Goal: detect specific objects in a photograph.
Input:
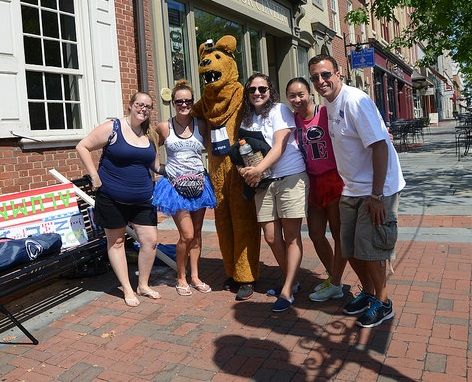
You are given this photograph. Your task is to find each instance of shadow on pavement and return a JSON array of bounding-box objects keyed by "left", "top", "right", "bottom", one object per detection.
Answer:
[{"left": 213, "top": 299, "right": 414, "bottom": 381}]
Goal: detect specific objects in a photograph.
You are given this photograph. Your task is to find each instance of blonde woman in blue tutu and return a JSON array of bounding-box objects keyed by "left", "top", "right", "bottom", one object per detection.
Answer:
[{"left": 153, "top": 80, "right": 216, "bottom": 296}]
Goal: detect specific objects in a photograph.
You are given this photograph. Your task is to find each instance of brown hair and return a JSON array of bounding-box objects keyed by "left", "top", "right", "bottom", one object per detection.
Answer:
[
  {"left": 242, "top": 73, "right": 279, "bottom": 127},
  {"left": 308, "top": 54, "right": 339, "bottom": 72},
  {"left": 128, "top": 91, "right": 158, "bottom": 148}
]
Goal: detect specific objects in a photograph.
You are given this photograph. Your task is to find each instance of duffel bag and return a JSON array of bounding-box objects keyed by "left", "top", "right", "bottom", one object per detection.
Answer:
[{"left": 0, "top": 233, "right": 63, "bottom": 271}]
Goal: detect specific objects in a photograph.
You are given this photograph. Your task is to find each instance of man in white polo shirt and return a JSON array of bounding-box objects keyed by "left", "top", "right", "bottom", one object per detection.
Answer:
[{"left": 308, "top": 54, "right": 405, "bottom": 328}]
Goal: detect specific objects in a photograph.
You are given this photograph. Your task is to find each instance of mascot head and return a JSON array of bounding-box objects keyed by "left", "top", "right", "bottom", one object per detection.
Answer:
[{"left": 198, "top": 35, "right": 239, "bottom": 92}]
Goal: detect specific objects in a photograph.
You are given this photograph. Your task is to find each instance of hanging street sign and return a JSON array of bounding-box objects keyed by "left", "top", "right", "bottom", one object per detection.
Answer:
[{"left": 351, "top": 48, "right": 375, "bottom": 69}]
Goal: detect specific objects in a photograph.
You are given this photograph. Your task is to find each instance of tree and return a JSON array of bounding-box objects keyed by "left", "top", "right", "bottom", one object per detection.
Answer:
[{"left": 346, "top": 0, "right": 472, "bottom": 72}]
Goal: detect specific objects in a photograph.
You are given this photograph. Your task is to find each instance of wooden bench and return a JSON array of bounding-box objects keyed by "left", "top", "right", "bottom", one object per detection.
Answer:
[{"left": 0, "top": 175, "right": 108, "bottom": 345}]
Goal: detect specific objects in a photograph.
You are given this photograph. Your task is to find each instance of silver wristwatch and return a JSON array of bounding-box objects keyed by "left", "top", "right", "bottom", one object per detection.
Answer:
[{"left": 370, "top": 193, "right": 384, "bottom": 201}]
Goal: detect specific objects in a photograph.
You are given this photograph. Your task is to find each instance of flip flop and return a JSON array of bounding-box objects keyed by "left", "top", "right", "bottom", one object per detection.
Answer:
[
  {"left": 124, "top": 295, "right": 140, "bottom": 307},
  {"left": 190, "top": 282, "right": 212, "bottom": 293},
  {"left": 136, "top": 286, "right": 161, "bottom": 299},
  {"left": 176, "top": 285, "right": 192, "bottom": 296}
]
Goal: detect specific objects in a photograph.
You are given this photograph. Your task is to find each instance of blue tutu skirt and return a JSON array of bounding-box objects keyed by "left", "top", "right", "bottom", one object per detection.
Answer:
[{"left": 152, "top": 174, "right": 217, "bottom": 215}]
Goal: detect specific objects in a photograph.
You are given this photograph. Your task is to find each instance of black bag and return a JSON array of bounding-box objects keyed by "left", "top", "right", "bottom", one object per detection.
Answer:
[
  {"left": 171, "top": 172, "right": 205, "bottom": 198},
  {"left": 0, "top": 233, "right": 63, "bottom": 271}
]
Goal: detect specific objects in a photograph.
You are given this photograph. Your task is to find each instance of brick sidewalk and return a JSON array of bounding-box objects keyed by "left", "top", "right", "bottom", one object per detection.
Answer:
[
  {"left": 0, "top": 123, "right": 471, "bottom": 381},
  {"left": 0, "top": 214, "right": 470, "bottom": 381}
]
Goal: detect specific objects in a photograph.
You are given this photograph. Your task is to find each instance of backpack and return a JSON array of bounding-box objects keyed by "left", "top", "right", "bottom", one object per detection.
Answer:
[{"left": 0, "top": 233, "right": 63, "bottom": 271}]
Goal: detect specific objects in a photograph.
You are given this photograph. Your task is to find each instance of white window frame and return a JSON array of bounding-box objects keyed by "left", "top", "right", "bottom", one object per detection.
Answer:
[
  {"left": 347, "top": 1, "right": 355, "bottom": 43},
  {"left": 330, "top": 0, "right": 340, "bottom": 35},
  {"left": 22, "top": 1, "right": 83, "bottom": 134},
  {"left": 0, "top": 0, "right": 122, "bottom": 148}
]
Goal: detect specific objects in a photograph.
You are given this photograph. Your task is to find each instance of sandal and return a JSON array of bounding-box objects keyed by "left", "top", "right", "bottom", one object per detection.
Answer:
[
  {"left": 176, "top": 285, "right": 192, "bottom": 296},
  {"left": 190, "top": 282, "right": 212, "bottom": 293},
  {"left": 136, "top": 286, "right": 161, "bottom": 299}
]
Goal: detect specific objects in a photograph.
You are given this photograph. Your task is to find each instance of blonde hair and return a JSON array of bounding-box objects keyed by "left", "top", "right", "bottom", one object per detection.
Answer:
[{"left": 171, "top": 80, "right": 193, "bottom": 101}]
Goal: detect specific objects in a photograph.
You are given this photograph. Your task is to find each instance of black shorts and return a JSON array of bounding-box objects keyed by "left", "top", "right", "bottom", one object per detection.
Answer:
[{"left": 94, "top": 191, "right": 157, "bottom": 229}]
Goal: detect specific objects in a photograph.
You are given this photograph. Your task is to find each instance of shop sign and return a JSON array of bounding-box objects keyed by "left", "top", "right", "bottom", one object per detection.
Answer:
[
  {"left": 386, "top": 60, "right": 405, "bottom": 80},
  {"left": 351, "top": 48, "right": 375, "bottom": 69},
  {"left": 0, "top": 183, "right": 87, "bottom": 248},
  {"left": 238, "top": 0, "right": 290, "bottom": 25}
]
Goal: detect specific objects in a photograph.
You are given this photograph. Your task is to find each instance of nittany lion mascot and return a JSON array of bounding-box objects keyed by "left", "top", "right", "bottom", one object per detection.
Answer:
[{"left": 192, "top": 35, "right": 260, "bottom": 300}]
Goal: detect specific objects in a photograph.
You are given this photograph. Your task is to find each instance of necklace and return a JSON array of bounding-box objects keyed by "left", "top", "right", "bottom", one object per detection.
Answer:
[
  {"left": 125, "top": 116, "right": 143, "bottom": 137},
  {"left": 173, "top": 117, "right": 192, "bottom": 131}
]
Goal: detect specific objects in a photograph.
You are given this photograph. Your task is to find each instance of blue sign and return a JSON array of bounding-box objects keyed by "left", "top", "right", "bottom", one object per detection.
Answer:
[{"left": 351, "top": 48, "right": 375, "bottom": 69}]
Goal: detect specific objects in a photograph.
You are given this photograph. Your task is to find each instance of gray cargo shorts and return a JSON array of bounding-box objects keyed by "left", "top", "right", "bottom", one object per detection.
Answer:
[{"left": 339, "top": 192, "right": 400, "bottom": 261}]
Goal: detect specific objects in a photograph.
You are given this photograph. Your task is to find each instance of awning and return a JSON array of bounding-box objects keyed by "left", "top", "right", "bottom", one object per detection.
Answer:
[
  {"left": 412, "top": 69, "right": 434, "bottom": 88},
  {"left": 411, "top": 70, "right": 426, "bottom": 81}
]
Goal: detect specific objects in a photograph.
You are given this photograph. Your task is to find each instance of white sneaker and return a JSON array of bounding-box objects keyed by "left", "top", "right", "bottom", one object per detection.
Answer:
[
  {"left": 313, "top": 276, "right": 332, "bottom": 292},
  {"left": 309, "top": 283, "right": 344, "bottom": 302}
]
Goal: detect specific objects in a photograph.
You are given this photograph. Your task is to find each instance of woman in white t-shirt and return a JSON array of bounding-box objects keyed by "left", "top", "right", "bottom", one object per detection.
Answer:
[{"left": 239, "top": 73, "right": 308, "bottom": 313}]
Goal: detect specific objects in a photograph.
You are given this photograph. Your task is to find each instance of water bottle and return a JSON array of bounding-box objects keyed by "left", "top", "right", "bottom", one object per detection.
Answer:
[{"left": 238, "top": 139, "right": 271, "bottom": 179}]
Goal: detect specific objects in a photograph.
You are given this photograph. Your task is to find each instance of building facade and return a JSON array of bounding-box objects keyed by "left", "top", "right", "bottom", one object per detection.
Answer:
[
  {"left": 0, "top": 0, "right": 156, "bottom": 194},
  {"left": 153, "top": 0, "right": 309, "bottom": 121},
  {"left": 1, "top": 1, "right": 463, "bottom": 195}
]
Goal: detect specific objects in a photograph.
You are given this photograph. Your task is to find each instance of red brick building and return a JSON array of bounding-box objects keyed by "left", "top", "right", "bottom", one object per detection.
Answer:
[{"left": 0, "top": 0, "right": 156, "bottom": 195}]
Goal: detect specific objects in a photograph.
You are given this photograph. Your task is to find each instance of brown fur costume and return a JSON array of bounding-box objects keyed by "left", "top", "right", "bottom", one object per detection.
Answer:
[{"left": 192, "top": 35, "right": 260, "bottom": 283}]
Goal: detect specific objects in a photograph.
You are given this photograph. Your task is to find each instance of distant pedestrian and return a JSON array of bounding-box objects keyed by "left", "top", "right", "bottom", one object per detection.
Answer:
[
  {"left": 76, "top": 91, "right": 161, "bottom": 307},
  {"left": 152, "top": 80, "right": 216, "bottom": 296},
  {"left": 309, "top": 55, "right": 405, "bottom": 328},
  {"left": 285, "top": 77, "right": 347, "bottom": 302}
]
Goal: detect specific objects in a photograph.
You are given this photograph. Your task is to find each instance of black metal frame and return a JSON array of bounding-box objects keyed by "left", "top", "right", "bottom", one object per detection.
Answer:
[{"left": 0, "top": 176, "right": 107, "bottom": 345}]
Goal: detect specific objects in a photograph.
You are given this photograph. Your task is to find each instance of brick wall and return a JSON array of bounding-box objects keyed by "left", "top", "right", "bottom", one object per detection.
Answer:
[
  {"left": 0, "top": 1, "right": 156, "bottom": 195},
  {"left": 329, "top": 0, "right": 372, "bottom": 91}
]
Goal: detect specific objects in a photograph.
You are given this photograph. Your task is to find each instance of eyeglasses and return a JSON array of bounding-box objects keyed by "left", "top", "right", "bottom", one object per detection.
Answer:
[
  {"left": 134, "top": 102, "right": 153, "bottom": 110},
  {"left": 310, "top": 71, "right": 334, "bottom": 82},
  {"left": 174, "top": 98, "right": 194, "bottom": 106},
  {"left": 248, "top": 86, "right": 269, "bottom": 94}
]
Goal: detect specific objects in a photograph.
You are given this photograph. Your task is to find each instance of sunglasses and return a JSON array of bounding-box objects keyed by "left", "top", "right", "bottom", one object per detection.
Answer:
[
  {"left": 134, "top": 102, "right": 153, "bottom": 110},
  {"left": 248, "top": 86, "right": 269, "bottom": 94},
  {"left": 174, "top": 98, "right": 194, "bottom": 106},
  {"left": 310, "top": 71, "right": 334, "bottom": 82}
]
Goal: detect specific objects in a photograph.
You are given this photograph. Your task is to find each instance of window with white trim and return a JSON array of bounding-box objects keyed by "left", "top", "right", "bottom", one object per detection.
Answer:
[
  {"left": 330, "top": 0, "right": 340, "bottom": 34},
  {"left": 347, "top": 1, "right": 355, "bottom": 43},
  {"left": 0, "top": 0, "right": 121, "bottom": 141},
  {"left": 21, "top": 0, "right": 81, "bottom": 131}
]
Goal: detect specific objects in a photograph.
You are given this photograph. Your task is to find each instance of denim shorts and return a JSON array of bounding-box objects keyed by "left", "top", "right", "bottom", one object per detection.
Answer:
[{"left": 339, "top": 192, "right": 400, "bottom": 261}]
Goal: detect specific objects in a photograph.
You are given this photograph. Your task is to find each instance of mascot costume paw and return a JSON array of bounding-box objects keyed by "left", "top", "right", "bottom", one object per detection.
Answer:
[{"left": 192, "top": 35, "right": 261, "bottom": 288}]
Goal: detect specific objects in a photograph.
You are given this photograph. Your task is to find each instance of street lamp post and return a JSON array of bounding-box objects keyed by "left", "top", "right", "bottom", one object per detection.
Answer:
[{"left": 343, "top": 33, "right": 371, "bottom": 85}]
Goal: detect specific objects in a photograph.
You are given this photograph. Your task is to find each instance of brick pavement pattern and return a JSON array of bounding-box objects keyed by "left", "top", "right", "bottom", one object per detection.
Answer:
[{"left": 0, "top": 123, "right": 470, "bottom": 381}]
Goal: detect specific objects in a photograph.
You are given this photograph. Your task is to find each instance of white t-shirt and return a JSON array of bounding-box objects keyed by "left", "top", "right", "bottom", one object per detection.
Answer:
[
  {"left": 324, "top": 85, "right": 405, "bottom": 197},
  {"left": 241, "top": 103, "right": 305, "bottom": 178}
]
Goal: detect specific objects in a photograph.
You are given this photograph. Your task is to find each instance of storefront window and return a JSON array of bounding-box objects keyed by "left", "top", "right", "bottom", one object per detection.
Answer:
[
  {"left": 194, "top": 9, "right": 245, "bottom": 81},
  {"left": 374, "top": 70, "right": 386, "bottom": 121},
  {"left": 388, "top": 77, "right": 396, "bottom": 120},
  {"left": 168, "top": 1, "right": 190, "bottom": 81},
  {"left": 249, "top": 28, "right": 262, "bottom": 74}
]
